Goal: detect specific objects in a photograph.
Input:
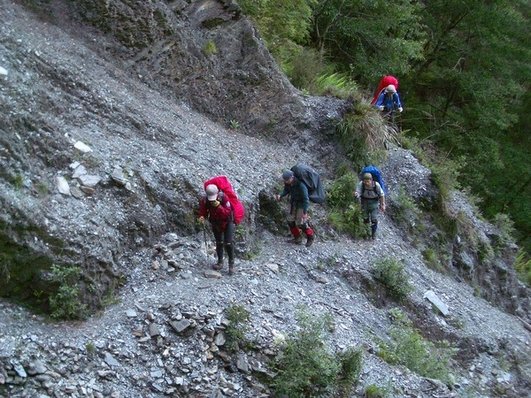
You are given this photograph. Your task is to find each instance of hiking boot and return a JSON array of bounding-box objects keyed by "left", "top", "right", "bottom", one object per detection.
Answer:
[
  {"left": 212, "top": 262, "right": 223, "bottom": 271},
  {"left": 228, "top": 263, "right": 235, "bottom": 276},
  {"left": 288, "top": 236, "right": 303, "bottom": 245},
  {"left": 305, "top": 235, "right": 315, "bottom": 247}
]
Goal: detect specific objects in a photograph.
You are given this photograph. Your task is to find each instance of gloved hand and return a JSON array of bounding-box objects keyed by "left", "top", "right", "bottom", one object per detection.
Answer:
[
  {"left": 210, "top": 200, "right": 220, "bottom": 208},
  {"left": 354, "top": 191, "right": 360, "bottom": 198},
  {"left": 198, "top": 216, "right": 205, "bottom": 223},
  {"left": 398, "top": 107, "right": 403, "bottom": 113},
  {"left": 274, "top": 194, "right": 281, "bottom": 201},
  {"left": 378, "top": 106, "right": 384, "bottom": 111}
]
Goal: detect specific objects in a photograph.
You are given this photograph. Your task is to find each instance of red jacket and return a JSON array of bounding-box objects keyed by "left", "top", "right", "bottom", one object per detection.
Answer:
[{"left": 198, "top": 193, "right": 233, "bottom": 229}]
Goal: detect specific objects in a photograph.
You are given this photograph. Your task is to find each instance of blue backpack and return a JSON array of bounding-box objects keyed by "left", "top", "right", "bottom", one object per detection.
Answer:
[{"left": 360, "top": 165, "right": 387, "bottom": 194}]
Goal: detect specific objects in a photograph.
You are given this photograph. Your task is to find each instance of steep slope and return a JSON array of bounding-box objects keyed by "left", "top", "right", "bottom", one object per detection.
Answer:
[{"left": 1, "top": 1, "right": 530, "bottom": 398}]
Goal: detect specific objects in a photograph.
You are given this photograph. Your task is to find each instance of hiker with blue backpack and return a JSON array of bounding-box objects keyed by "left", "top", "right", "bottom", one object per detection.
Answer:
[
  {"left": 275, "top": 169, "right": 316, "bottom": 248},
  {"left": 354, "top": 170, "right": 386, "bottom": 240}
]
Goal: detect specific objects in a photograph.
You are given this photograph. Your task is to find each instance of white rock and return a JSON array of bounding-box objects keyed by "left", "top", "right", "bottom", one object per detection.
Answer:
[
  {"left": 423, "top": 290, "right": 449, "bottom": 316},
  {"left": 74, "top": 141, "right": 92, "bottom": 153},
  {"left": 56, "top": 176, "right": 71, "bottom": 195},
  {"left": 0, "top": 66, "right": 7, "bottom": 77}
]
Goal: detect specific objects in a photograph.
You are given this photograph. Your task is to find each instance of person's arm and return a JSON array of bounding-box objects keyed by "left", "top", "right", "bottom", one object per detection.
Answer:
[
  {"left": 217, "top": 194, "right": 233, "bottom": 217},
  {"left": 276, "top": 184, "right": 290, "bottom": 201},
  {"left": 375, "top": 92, "right": 385, "bottom": 109},
  {"left": 354, "top": 181, "right": 362, "bottom": 199},
  {"left": 394, "top": 93, "right": 403, "bottom": 111},
  {"left": 198, "top": 197, "right": 208, "bottom": 221},
  {"left": 376, "top": 183, "right": 386, "bottom": 211},
  {"left": 300, "top": 182, "right": 310, "bottom": 214}
]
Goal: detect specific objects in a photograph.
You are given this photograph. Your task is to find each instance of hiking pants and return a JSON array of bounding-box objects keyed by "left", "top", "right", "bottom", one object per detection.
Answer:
[
  {"left": 287, "top": 207, "right": 314, "bottom": 238},
  {"left": 361, "top": 199, "right": 379, "bottom": 234},
  {"left": 212, "top": 221, "right": 235, "bottom": 265}
]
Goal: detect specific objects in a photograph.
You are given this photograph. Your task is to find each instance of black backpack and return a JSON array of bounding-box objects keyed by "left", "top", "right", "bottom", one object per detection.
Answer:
[{"left": 290, "top": 163, "right": 325, "bottom": 204}]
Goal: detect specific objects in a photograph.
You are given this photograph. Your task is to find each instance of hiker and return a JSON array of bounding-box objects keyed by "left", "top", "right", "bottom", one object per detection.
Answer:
[
  {"left": 198, "top": 184, "right": 236, "bottom": 275},
  {"left": 275, "top": 170, "right": 315, "bottom": 247},
  {"left": 371, "top": 75, "right": 399, "bottom": 105},
  {"left": 375, "top": 84, "right": 403, "bottom": 114},
  {"left": 354, "top": 173, "right": 386, "bottom": 239}
]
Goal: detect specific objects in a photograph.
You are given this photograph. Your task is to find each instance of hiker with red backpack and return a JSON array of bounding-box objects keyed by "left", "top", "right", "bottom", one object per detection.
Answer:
[
  {"left": 198, "top": 184, "right": 236, "bottom": 275},
  {"left": 375, "top": 84, "right": 403, "bottom": 115},
  {"left": 354, "top": 172, "right": 386, "bottom": 240},
  {"left": 275, "top": 169, "right": 316, "bottom": 247}
]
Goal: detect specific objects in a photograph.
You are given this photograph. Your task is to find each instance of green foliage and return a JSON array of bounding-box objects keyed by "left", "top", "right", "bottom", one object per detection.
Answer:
[
  {"left": 336, "top": 347, "right": 363, "bottom": 396},
  {"left": 371, "top": 258, "right": 412, "bottom": 301},
  {"left": 365, "top": 384, "right": 388, "bottom": 398},
  {"left": 271, "top": 310, "right": 362, "bottom": 397},
  {"left": 225, "top": 304, "right": 251, "bottom": 352},
  {"left": 377, "top": 320, "right": 453, "bottom": 383},
  {"left": 391, "top": 185, "right": 422, "bottom": 233},
  {"left": 327, "top": 173, "right": 368, "bottom": 238},
  {"left": 11, "top": 174, "right": 24, "bottom": 190},
  {"left": 229, "top": 119, "right": 240, "bottom": 129},
  {"left": 85, "top": 341, "right": 96, "bottom": 356},
  {"left": 202, "top": 40, "right": 218, "bottom": 56},
  {"left": 288, "top": 47, "right": 327, "bottom": 90},
  {"left": 422, "top": 248, "right": 445, "bottom": 273},
  {"left": 336, "top": 105, "right": 394, "bottom": 169},
  {"left": 49, "top": 264, "right": 87, "bottom": 320},
  {"left": 311, "top": 0, "right": 425, "bottom": 85},
  {"left": 514, "top": 249, "right": 531, "bottom": 286},
  {"left": 312, "top": 72, "right": 359, "bottom": 99}
]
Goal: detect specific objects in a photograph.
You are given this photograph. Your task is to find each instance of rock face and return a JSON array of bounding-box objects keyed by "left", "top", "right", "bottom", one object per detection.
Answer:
[{"left": 0, "top": 0, "right": 345, "bottom": 311}]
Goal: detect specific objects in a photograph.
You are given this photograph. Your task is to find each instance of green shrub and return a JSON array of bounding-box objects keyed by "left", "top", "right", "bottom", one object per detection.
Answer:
[
  {"left": 202, "top": 40, "right": 218, "bottom": 56},
  {"left": 225, "top": 304, "right": 251, "bottom": 352},
  {"left": 421, "top": 248, "right": 445, "bottom": 273},
  {"left": 337, "top": 346, "right": 363, "bottom": 396},
  {"left": 392, "top": 186, "right": 422, "bottom": 228},
  {"left": 313, "top": 72, "right": 359, "bottom": 99},
  {"left": 377, "top": 324, "right": 453, "bottom": 384},
  {"left": 336, "top": 105, "right": 394, "bottom": 169},
  {"left": 514, "top": 249, "right": 531, "bottom": 286},
  {"left": 327, "top": 173, "right": 368, "bottom": 238},
  {"left": 364, "top": 384, "right": 388, "bottom": 398},
  {"left": 371, "top": 258, "right": 412, "bottom": 301},
  {"left": 49, "top": 264, "right": 87, "bottom": 320},
  {"left": 271, "top": 310, "right": 362, "bottom": 397}
]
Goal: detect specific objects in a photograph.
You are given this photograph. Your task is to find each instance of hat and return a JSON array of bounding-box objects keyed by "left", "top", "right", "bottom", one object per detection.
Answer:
[
  {"left": 205, "top": 184, "right": 219, "bottom": 200},
  {"left": 363, "top": 173, "right": 373, "bottom": 180},
  {"left": 282, "top": 170, "right": 294, "bottom": 182},
  {"left": 386, "top": 84, "right": 397, "bottom": 93}
]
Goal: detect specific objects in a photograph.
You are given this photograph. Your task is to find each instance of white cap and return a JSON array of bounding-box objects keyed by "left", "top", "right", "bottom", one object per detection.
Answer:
[
  {"left": 386, "top": 84, "right": 397, "bottom": 93},
  {"left": 205, "top": 184, "right": 219, "bottom": 200}
]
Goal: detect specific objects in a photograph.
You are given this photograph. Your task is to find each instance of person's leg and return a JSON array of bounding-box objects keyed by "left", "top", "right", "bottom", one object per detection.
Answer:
[
  {"left": 361, "top": 200, "right": 371, "bottom": 238},
  {"left": 295, "top": 208, "right": 315, "bottom": 247},
  {"left": 212, "top": 226, "right": 224, "bottom": 269},
  {"left": 368, "top": 205, "right": 379, "bottom": 239},
  {"left": 287, "top": 211, "right": 302, "bottom": 244},
  {"left": 223, "top": 221, "right": 235, "bottom": 274}
]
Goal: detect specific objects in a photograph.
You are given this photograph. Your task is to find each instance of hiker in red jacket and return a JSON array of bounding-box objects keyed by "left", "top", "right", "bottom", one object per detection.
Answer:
[{"left": 198, "top": 184, "right": 235, "bottom": 275}]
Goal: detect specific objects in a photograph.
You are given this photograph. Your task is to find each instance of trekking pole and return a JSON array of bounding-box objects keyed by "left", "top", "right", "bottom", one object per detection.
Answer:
[{"left": 202, "top": 223, "right": 208, "bottom": 254}]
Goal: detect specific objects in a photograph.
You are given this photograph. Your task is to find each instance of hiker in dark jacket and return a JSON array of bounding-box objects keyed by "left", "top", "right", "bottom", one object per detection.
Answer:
[
  {"left": 275, "top": 170, "right": 315, "bottom": 247},
  {"left": 375, "top": 84, "right": 403, "bottom": 114},
  {"left": 198, "top": 184, "right": 235, "bottom": 274},
  {"left": 354, "top": 173, "right": 386, "bottom": 239}
]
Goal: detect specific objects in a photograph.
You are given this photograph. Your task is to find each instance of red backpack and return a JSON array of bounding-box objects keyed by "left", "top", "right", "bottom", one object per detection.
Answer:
[
  {"left": 370, "top": 75, "right": 399, "bottom": 105},
  {"left": 203, "top": 176, "right": 245, "bottom": 225}
]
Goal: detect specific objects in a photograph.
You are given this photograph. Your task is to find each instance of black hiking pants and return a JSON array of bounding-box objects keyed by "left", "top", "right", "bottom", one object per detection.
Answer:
[{"left": 212, "top": 221, "right": 235, "bottom": 265}]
